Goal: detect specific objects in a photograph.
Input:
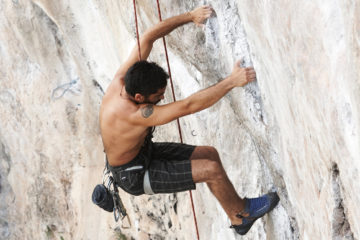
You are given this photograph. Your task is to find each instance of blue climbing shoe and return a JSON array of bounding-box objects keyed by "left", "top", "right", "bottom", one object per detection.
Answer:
[{"left": 230, "top": 192, "right": 280, "bottom": 235}]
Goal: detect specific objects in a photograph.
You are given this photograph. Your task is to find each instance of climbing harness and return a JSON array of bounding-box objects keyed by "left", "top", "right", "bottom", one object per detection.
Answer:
[
  {"left": 141, "top": 128, "right": 156, "bottom": 195},
  {"left": 132, "top": 0, "right": 200, "bottom": 238}
]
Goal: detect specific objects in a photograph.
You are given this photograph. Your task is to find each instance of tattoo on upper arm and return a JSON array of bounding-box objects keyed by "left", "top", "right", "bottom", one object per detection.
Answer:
[{"left": 141, "top": 105, "right": 154, "bottom": 118}]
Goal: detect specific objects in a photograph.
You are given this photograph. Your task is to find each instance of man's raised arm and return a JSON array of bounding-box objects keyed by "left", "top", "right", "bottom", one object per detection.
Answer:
[
  {"left": 115, "top": 6, "right": 213, "bottom": 79},
  {"left": 129, "top": 61, "right": 257, "bottom": 126}
]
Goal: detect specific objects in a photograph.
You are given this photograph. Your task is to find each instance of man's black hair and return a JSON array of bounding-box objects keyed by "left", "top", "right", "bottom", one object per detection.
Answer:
[{"left": 124, "top": 61, "right": 169, "bottom": 97}]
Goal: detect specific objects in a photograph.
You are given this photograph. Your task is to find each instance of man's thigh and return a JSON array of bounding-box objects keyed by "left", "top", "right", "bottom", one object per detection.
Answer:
[
  {"left": 149, "top": 142, "right": 196, "bottom": 193},
  {"left": 151, "top": 142, "right": 196, "bottom": 161}
]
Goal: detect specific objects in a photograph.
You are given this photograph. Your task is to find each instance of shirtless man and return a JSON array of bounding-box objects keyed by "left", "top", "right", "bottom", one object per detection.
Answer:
[{"left": 100, "top": 6, "right": 279, "bottom": 235}]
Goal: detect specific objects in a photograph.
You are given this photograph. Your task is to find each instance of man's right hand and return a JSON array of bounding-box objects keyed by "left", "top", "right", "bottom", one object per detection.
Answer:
[
  {"left": 190, "top": 6, "right": 213, "bottom": 27},
  {"left": 229, "top": 60, "right": 256, "bottom": 87}
]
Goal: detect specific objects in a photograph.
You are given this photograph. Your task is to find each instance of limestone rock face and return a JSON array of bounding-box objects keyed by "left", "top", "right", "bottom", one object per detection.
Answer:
[{"left": 0, "top": 0, "right": 359, "bottom": 239}]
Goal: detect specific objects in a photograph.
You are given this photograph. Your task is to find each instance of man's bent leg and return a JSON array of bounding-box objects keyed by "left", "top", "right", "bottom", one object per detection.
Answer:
[{"left": 190, "top": 146, "right": 246, "bottom": 225}]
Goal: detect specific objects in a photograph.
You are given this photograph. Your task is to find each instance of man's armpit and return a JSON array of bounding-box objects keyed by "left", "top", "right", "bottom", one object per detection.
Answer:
[{"left": 141, "top": 104, "right": 154, "bottom": 118}]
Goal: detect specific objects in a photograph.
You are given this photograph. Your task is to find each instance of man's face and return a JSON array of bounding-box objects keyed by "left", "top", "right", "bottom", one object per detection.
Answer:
[{"left": 144, "top": 87, "right": 166, "bottom": 105}]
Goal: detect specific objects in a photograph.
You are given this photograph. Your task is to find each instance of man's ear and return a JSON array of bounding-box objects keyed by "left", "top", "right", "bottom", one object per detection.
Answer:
[{"left": 134, "top": 93, "right": 145, "bottom": 103}]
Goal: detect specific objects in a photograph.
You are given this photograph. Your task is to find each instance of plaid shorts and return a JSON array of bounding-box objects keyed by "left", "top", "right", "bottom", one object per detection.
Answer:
[{"left": 109, "top": 141, "right": 196, "bottom": 196}]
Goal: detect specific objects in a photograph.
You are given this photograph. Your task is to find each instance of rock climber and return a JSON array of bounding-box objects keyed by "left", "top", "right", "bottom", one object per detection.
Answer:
[{"left": 99, "top": 5, "right": 279, "bottom": 235}]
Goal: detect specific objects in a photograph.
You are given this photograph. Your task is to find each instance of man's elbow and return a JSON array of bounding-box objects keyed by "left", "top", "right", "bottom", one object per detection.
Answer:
[
  {"left": 182, "top": 98, "right": 198, "bottom": 115},
  {"left": 141, "top": 31, "right": 156, "bottom": 45}
]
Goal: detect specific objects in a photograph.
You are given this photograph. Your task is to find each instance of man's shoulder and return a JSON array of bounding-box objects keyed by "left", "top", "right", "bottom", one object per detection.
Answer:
[{"left": 102, "top": 92, "right": 139, "bottom": 119}]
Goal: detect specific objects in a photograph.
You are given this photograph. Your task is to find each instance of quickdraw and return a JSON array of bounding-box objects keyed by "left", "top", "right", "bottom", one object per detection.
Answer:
[{"left": 102, "top": 162, "right": 131, "bottom": 228}]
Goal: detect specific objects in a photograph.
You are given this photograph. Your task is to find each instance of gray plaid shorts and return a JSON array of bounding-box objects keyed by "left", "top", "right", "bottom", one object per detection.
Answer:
[{"left": 109, "top": 141, "right": 196, "bottom": 196}]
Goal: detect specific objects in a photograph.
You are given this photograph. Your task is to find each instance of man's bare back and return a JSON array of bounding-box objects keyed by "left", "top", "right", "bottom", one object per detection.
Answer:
[{"left": 100, "top": 76, "right": 150, "bottom": 166}]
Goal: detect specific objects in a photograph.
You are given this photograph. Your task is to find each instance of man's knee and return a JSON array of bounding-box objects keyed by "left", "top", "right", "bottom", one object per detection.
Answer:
[
  {"left": 194, "top": 146, "right": 220, "bottom": 162},
  {"left": 208, "top": 146, "right": 222, "bottom": 164},
  {"left": 192, "top": 158, "right": 224, "bottom": 183}
]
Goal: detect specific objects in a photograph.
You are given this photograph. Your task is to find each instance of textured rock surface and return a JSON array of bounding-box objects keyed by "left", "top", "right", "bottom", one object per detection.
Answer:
[{"left": 0, "top": 0, "right": 359, "bottom": 239}]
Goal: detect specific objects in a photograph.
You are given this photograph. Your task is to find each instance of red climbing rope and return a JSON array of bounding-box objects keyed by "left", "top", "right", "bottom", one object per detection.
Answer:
[
  {"left": 132, "top": 1, "right": 200, "bottom": 239},
  {"left": 132, "top": 0, "right": 141, "bottom": 60}
]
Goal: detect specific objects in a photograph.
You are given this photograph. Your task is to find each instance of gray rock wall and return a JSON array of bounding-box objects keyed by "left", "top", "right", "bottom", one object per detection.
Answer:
[{"left": 0, "top": 0, "right": 359, "bottom": 239}]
